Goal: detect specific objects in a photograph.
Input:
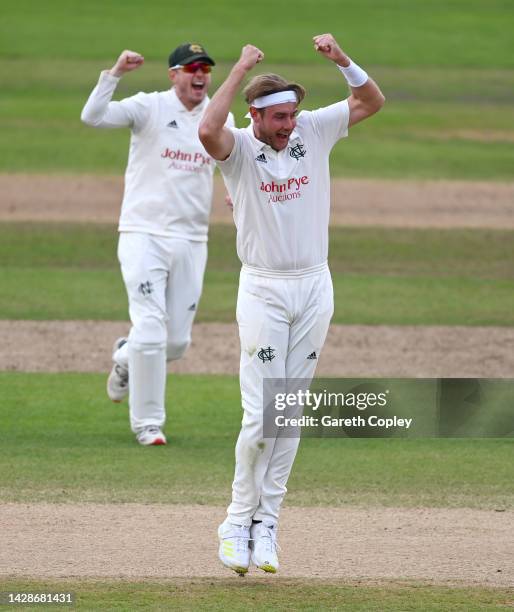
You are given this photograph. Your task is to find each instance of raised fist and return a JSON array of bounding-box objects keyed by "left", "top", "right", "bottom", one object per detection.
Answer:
[
  {"left": 237, "top": 45, "right": 264, "bottom": 72},
  {"left": 109, "top": 50, "right": 145, "bottom": 78},
  {"left": 313, "top": 34, "right": 348, "bottom": 65}
]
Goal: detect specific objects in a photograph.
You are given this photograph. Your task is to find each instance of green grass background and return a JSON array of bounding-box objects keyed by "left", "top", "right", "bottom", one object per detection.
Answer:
[
  {"left": 0, "top": 223, "right": 512, "bottom": 325},
  {"left": 0, "top": 578, "right": 512, "bottom": 612},
  {"left": 1, "top": 0, "right": 514, "bottom": 178},
  {"left": 3, "top": 0, "right": 513, "bottom": 67},
  {"left": 1, "top": 373, "right": 512, "bottom": 508}
]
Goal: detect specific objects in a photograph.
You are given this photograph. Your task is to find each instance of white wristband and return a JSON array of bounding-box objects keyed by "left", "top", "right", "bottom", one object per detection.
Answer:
[{"left": 338, "top": 60, "right": 368, "bottom": 87}]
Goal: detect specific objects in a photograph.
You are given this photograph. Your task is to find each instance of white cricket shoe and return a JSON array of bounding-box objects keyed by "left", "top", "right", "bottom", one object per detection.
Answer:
[
  {"left": 107, "top": 337, "right": 129, "bottom": 403},
  {"left": 250, "top": 522, "right": 279, "bottom": 573},
  {"left": 136, "top": 426, "right": 167, "bottom": 446},
  {"left": 218, "top": 520, "right": 251, "bottom": 575}
]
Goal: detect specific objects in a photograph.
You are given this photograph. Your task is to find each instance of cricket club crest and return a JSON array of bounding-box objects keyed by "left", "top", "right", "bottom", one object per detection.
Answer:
[
  {"left": 258, "top": 346, "right": 276, "bottom": 363},
  {"left": 289, "top": 143, "right": 306, "bottom": 160},
  {"left": 138, "top": 280, "right": 153, "bottom": 296}
]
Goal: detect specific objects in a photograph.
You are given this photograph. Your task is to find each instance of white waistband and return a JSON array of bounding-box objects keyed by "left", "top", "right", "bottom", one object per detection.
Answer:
[{"left": 241, "top": 261, "right": 328, "bottom": 279}]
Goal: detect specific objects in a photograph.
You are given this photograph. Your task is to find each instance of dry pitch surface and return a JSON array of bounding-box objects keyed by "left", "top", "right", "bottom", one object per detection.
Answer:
[
  {"left": 1, "top": 504, "right": 513, "bottom": 585},
  {"left": 2, "top": 320, "right": 514, "bottom": 378},
  {"left": 1, "top": 174, "right": 514, "bottom": 228}
]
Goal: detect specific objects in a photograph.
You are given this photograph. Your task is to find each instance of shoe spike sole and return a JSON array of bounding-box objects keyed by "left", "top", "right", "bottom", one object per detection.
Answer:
[
  {"left": 223, "top": 563, "right": 248, "bottom": 576},
  {"left": 258, "top": 564, "right": 277, "bottom": 573}
]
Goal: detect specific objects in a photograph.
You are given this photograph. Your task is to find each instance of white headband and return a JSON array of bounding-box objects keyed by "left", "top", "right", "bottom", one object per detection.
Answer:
[{"left": 251, "top": 90, "right": 298, "bottom": 109}]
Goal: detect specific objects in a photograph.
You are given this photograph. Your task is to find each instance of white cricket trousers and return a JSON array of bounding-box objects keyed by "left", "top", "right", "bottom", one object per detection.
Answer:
[
  {"left": 116, "top": 232, "right": 207, "bottom": 433},
  {"left": 227, "top": 263, "right": 334, "bottom": 526}
]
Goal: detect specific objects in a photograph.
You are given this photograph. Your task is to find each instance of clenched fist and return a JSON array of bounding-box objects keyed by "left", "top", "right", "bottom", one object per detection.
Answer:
[
  {"left": 109, "top": 50, "right": 145, "bottom": 78},
  {"left": 236, "top": 45, "right": 264, "bottom": 72},
  {"left": 313, "top": 34, "right": 349, "bottom": 67}
]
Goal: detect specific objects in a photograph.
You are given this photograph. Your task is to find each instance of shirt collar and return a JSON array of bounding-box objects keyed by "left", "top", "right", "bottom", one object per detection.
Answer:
[
  {"left": 245, "top": 123, "right": 266, "bottom": 152},
  {"left": 289, "top": 127, "right": 301, "bottom": 143},
  {"left": 169, "top": 87, "right": 209, "bottom": 115}
]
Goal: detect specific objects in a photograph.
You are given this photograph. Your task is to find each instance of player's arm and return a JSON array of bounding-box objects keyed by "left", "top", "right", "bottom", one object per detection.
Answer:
[
  {"left": 313, "top": 34, "right": 385, "bottom": 128},
  {"left": 81, "top": 50, "right": 146, "bottom": 128},
  {"left": 199, "top": 45, "right": 264, "bottom": 161}
]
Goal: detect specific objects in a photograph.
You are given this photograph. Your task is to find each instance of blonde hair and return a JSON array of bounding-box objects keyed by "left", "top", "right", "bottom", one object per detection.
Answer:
[{"left": 243, "top": 73, "right": 306, "bottom": 106}]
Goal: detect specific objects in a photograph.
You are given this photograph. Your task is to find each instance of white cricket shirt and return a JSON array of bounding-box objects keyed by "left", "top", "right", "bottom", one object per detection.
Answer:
[
  {"left": 81, "top": 71, "right": 234, "bottom": 241},
  {"left": 217, "top": 100, "right": 350, "bottom": 272}
]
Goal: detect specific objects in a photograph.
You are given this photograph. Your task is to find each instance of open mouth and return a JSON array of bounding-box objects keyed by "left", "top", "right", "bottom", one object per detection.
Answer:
[{"left": 192, "top": 82, "right": 205, "bottom": 92}]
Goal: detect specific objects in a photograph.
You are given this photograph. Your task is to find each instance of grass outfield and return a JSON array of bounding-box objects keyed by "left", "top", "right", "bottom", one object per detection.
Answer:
[
  {"left": 0, "top": 223, "right": 513, "bottom": 325},
  {"left": 1, "top": 373, "right": 512, "bottom": 508},
  {"left": 1, "top": 60, "right": 513, "bottom": 179},
  {"left": 0, "top": 579, "right": 513, "bottom": 611},
  {"left": 1, "top": 0, "right": 513, "bottom": 67},
  {"left": 1, "top": 2, "right": 514, "bottom": 179}
]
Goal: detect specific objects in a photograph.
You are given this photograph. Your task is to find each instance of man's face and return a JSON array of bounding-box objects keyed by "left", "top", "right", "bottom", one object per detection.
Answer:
[
  {"left": 169, "top": 62, "right": 212, "bottom": 110},
  {"left": 251, "top": 103, "right": 298, "bottom": 151}
]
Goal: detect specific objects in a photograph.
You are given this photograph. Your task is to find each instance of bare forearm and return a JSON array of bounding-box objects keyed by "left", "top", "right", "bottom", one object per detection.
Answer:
[
  {"left": 313, "top": 33, "right": 385, "bottom": 125},
  {"left": 348, "top": 76, "right": 385, "bottom": 110},
  {"left": 333, "top": 51, "right": 384, "bottom": 109},
  {"left": 201, "top": 64, "right": 247, "bottom": 133},
  {"left": 199, "top": 44, "right": 264, "bottom": 160}
]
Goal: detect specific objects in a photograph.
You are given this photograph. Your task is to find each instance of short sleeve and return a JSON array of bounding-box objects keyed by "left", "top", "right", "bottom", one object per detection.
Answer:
[
  {"left": 307, "top": 99, "right": 350, "bottom": 150},
  {"left": 216, "top": 127, "right": 244, "bottom": 178}
]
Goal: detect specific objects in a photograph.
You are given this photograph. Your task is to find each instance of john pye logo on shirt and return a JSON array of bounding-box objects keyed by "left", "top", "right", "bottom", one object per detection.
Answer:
[
  {"left": 259, "top": 176, "right": 309, "bottom": 204},
  {"left": 161, "top": 147, "right": 211, "bottom": 172}
]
